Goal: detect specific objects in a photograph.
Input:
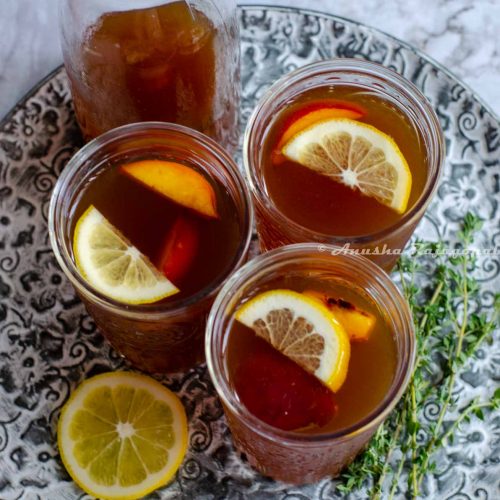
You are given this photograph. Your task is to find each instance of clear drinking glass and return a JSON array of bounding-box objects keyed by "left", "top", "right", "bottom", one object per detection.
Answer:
[
  {"left": 244, "top": 59, "right": 444, "bottom": 271},
  {"left": 49, "top": 122, "right": 253, "bottom": 374},
  {"left": 59, "top": 0, "right": 240, "bottom": 153},
  {"left": 206, "top": 244, "right": 415, "bottom": 484}
]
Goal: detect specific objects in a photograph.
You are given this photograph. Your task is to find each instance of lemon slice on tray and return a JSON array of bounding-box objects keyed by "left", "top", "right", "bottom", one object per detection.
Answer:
[
  {"left": 73, "top": 206, "right": 178, "bottom": 304},
  {"left": 57, "top": 372, "right": 188, "bottom": 500},
  {"left": 235, "top": 289, "right": 350, "bottom": 392},
  {"left": 282, "top": 118, "right": 412, "bottom": 214}
]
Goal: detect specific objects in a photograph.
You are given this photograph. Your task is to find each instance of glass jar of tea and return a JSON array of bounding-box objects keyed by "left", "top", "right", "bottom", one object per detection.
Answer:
[
  {"left": 60, "top": 0, "right": 240, "bottom": 152},
  {"left": 206, "top": 244, "right": 415, "bottom": 483},
  {"left": 49, "top": 122, "right": 253, "bottom": 374}
]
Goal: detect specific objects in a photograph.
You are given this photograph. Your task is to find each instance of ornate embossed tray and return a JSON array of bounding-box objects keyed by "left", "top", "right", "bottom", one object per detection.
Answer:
[{"left": 0, "top": 5, "right": 499, "bottom": 499}]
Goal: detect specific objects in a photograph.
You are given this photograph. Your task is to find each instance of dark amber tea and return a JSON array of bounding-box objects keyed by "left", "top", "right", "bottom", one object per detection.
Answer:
[
  {"left": 227, "top": 278, "right": 397, "bottom": 434},
  {"left": 63, "top": 1, "right": 239, "bottom": 150},
  {"left": 50, "top": 123, "right": 252, "bottom": 373},
  {"left": 244, "top": 60, "right": 444, "bottom": 270},
  {"left": 263, "top": 86, "right": 427, "bottom": 236},
  {"left": 72, "top": 160, "right": 241, "bottom": 304}
]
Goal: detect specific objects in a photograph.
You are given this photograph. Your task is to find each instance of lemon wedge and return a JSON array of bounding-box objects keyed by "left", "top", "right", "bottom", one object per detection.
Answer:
[
  {"left": 57, "top": 372, "right": 188, "bottom": 500},
  {"left": 73, "top": 206, "right": 178, "bottom": 304},
  {"left": 235, "top": 289, "right": 350, "bottom": 392},
  {"left": 282, "top": 118, "right": 412, "bottom": 214}
]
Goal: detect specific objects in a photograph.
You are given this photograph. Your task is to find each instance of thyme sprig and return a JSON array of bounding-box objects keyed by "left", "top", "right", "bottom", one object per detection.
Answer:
[{"left": 338, "top": 213, "right": 500, "bottom": 499}]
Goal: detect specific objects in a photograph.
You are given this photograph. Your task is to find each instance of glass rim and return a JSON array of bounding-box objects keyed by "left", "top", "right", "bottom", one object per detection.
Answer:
[
  {"left": 206, "top": 243, "right": 416, "bottom": 445},
  {"left": 243, "top": 58, "right": 445, "bottom": 245},
  {"left": 48, "top": 121, "right": 254, "bottom": 321}
]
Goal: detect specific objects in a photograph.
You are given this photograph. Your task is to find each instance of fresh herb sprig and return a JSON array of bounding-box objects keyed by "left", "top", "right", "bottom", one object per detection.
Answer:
[{"left": 338, "top": 213, "right": 500, "bottom": 499}]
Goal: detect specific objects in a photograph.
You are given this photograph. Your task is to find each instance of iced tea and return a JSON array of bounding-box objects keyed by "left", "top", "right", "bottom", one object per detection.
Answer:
[
  {"left": 227, "top": 279, "right": 397, "bottom": 434},
  {"left": 206, "top": 244, "right": 415, "bottom": 484},
  {"left": 244, "top": 60, "right": 444, "bottom": 270},
  {"left": 62, "top": 1, "right": 240, "bottom": 151},
  {"left": 50, "top": 123, "right": 253, "bottom": 373},
  {"left": 72, "top": 160, "right": 241, "bottom": 304},
  {"left": 262, "top": 87, "right": 427, "bottom": 236}
]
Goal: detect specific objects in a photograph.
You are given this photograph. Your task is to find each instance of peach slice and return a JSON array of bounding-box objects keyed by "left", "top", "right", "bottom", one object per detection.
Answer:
[
  {"left": 158, "top": 216, "right": 199, "bottom": 284},
  {"left": 303, "top": 290, "right": 376, "bottom": 342},
  {"left": 121, "top": 160, "right": 218, "bottom": 218},
  {"left": 278, "top": 107, "right": 364, "bottom": 149},
  {"left": 273, "top": 102, "right": 365, "bottom": 164}
]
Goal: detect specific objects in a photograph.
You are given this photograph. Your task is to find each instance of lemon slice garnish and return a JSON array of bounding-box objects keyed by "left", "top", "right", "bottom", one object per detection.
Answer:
[
  {"left": 235, "top": 289, "right": 350, "bottom": 392},
  {"left": 73, "top": 206, "right": 179, "bottom": 305},
  {"left": 57, "top": 372, "right": 188, "bottom": 500},
  {"left": 282, "top": 118, "right": 412, "bottom": 214}
]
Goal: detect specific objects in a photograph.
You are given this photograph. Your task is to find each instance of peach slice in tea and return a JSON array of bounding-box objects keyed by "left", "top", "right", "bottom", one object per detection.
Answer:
[{"left": 122, "top": 160, "right": 219, "bottom": 218}]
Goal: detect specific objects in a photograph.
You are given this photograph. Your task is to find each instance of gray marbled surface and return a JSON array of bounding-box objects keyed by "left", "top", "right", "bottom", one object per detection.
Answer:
[{"left": 0, "top": 0, "right": 499, "bottom": 120}]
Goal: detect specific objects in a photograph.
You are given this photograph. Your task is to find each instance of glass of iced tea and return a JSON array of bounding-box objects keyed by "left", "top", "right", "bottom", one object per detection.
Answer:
[
  {"left": 49, "top": 122, "right": 253, "bottom": 373},
  {"left": 206, "top": 243, "right": 414, "bottom": 484},
  {"left": 244, "top": 59, "right": 444, "bottom": 270},
  {"left": 60, "top": 0, "right": 240, "bottom": 152}
]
